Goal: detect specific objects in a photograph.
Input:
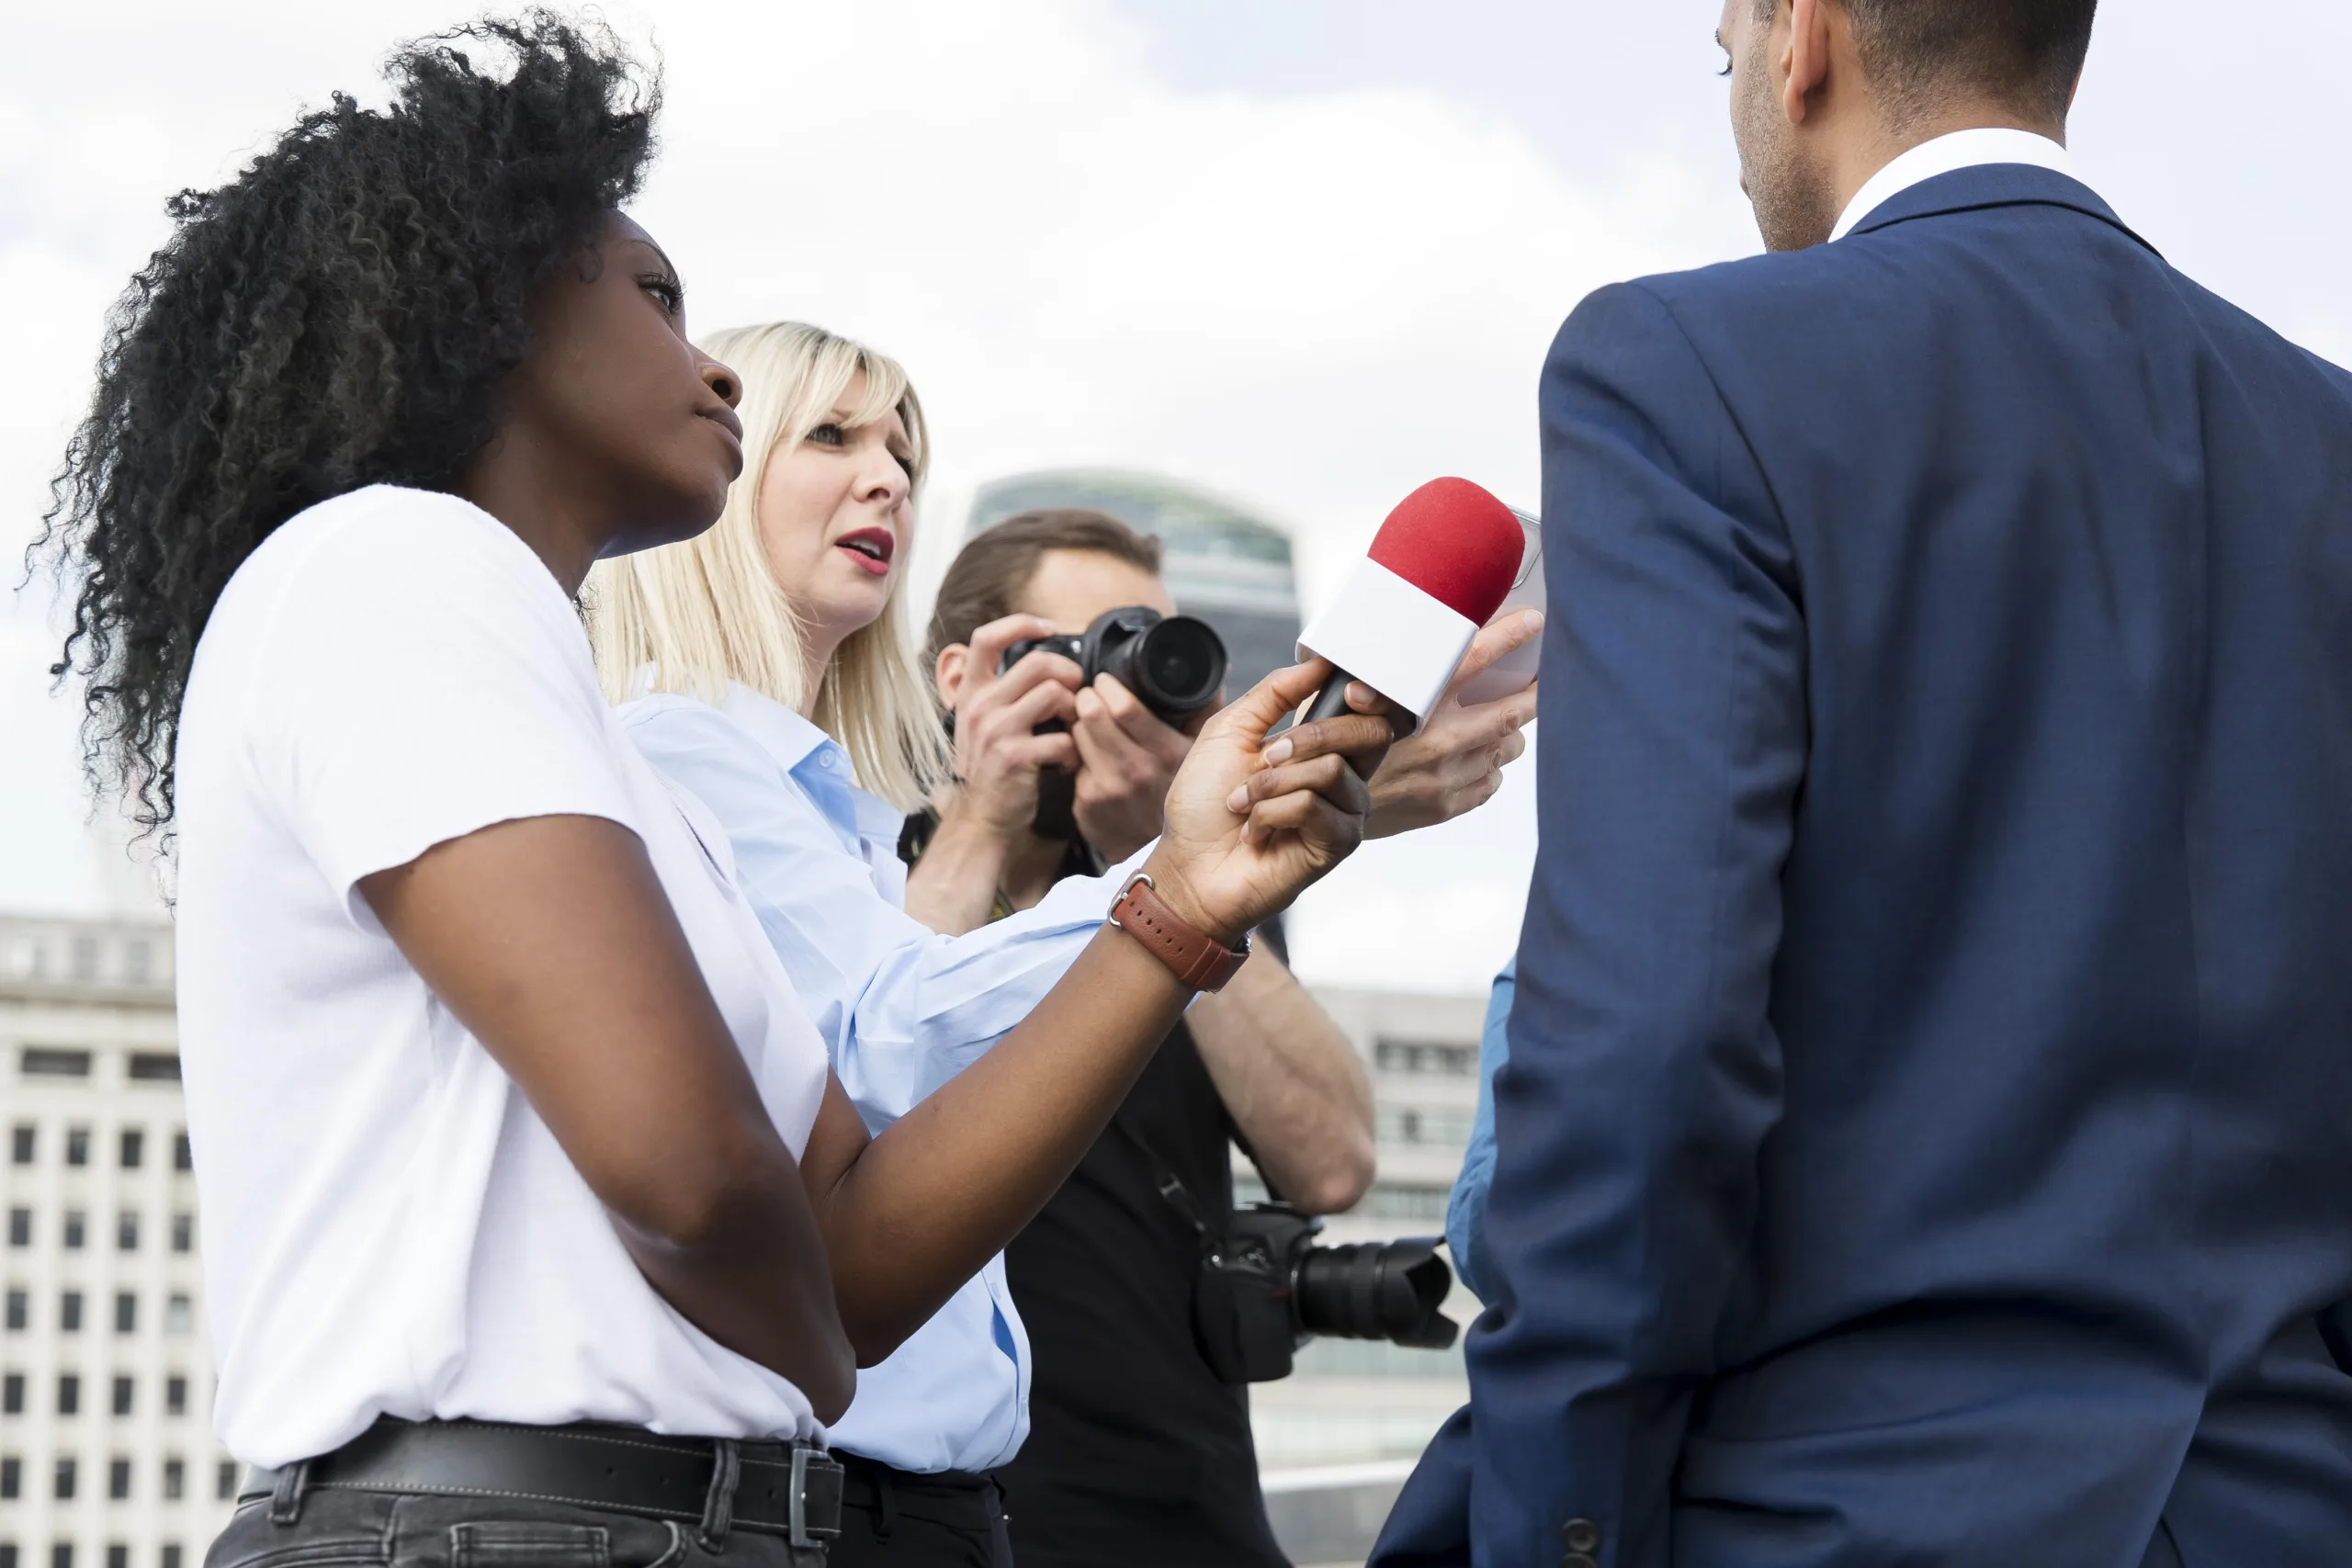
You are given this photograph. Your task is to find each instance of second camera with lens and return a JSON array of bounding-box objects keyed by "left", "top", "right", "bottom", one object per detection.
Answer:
[
  {"left": 1001, "top": 605, "right": 1228, "bottom": 726},
  {"left": 1001, "top": 606, "right": 1229, "bottom": 841}
]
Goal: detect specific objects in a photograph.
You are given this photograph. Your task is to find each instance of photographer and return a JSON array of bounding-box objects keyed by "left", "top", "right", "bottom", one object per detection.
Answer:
[{"left": 918, "top": 509, "right": 1539, "bottom": 1568}]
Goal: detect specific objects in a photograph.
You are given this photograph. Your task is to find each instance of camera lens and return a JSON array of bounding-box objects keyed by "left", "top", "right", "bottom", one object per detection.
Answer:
[
  {"left": 1125, "top": 616, "right": 1227, "bottom": 716},
  {"left": 1292, "top": 1239, "right": 1458, "bottom": 1349}
]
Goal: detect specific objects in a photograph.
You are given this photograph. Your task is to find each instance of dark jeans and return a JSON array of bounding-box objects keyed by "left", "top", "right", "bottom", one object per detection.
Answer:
[
  {"left": 827, "top": 1458, "right": 1012, "bottom": 1568},
  {"left": 206, "top": 1484, "right": 827, "bottom": 1568}
]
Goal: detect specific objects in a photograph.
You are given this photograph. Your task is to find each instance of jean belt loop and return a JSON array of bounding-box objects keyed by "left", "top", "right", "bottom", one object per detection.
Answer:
[
  {"left": 698, "top": 1438, "right": 742, "bottom": 1551},
  {"left": 267, "top": 1460, "right": 312, "bottom": 1527},
  {"left": 875, "top": 1462, "right": 899, "bottom": 1541}
]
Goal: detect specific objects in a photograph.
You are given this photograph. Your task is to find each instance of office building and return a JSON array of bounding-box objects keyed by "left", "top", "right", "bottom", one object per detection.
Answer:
[{"left": 0, "top": 915, "right": 232, "bottom": 1568}]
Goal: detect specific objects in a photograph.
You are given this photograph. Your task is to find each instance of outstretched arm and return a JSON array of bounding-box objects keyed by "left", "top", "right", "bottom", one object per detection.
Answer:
[
  {"left": 1466, "top": 282, "right": 1805, "bottom": 1567},
  {"left": 796, "top": 660, "right": 1396, "bottom": 1361}
]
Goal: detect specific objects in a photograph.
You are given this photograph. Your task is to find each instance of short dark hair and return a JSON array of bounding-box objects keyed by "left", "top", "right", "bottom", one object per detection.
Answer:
[
  {"left": 1785, "top": 0, "right": 2098, "bottom": 121},
  {"left": 924, "top": 509, "right": 1165, "bottom": 669},
  {"left": 36, "top": 11, "right": 658, "bottom": 834}
]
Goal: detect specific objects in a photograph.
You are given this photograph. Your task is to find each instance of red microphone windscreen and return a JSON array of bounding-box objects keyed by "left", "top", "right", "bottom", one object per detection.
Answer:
[{"left": 1366, "top": 478, "right": 1524, "bottom": 626}]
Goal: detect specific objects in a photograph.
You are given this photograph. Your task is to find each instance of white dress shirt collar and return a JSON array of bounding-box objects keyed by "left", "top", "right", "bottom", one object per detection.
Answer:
[{"left": 1830, "top": 127, "right": 2078, "bottom": 243}]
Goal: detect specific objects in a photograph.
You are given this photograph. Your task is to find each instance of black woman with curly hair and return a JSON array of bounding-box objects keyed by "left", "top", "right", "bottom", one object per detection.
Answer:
[{"left": 38, "top": 13, "right": 1396, "bottom": 1566}]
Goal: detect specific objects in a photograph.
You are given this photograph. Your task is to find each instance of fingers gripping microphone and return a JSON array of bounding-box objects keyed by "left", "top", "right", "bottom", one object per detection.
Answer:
[{"left": 1298, "top": 477, "right": 1526, "bottom": 730}]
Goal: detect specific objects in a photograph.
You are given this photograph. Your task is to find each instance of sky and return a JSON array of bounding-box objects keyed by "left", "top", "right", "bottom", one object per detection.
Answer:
[{"left": 4, "top": 1, "right": 2348, "bottom": 990}]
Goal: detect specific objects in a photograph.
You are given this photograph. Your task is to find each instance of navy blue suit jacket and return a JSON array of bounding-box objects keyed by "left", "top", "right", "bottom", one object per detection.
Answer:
[{"left": 1374, "top": 164, "right": 2352, "bottom": 1568}]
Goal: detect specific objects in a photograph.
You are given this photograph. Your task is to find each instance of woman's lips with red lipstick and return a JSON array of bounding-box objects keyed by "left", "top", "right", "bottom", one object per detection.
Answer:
[{"left": 835, "top": 526, "right": 895, "bottom": 577}]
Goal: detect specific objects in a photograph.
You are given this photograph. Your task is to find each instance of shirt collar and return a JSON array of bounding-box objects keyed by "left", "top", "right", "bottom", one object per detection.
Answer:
[
  {"left": 1829, "top": 127, "right": 2078, "bottom": 243},
  {"left": 718, "top": 682, "right": 908, "bottom": 854},
  {"left": 718, "top": 682, "right": 839, "bottom": 778}
]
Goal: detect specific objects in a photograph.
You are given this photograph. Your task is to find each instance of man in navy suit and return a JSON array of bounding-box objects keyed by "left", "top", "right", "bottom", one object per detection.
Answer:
[{"left": 1374, "top": 2, "right": 2352, "bottom": 1564}]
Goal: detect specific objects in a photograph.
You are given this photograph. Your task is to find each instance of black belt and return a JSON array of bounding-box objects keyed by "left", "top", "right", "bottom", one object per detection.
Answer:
[{"left": 241, "top": 1418, "right": 843, "bottom": 1549}]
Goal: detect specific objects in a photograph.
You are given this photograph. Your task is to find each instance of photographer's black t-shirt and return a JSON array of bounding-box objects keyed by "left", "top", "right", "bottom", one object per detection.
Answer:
[{"left": 992, "top": 1015, "right": 1288, "bottom": 1568}]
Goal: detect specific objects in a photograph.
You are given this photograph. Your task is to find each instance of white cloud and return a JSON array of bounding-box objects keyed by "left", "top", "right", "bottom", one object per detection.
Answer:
[{"left": 0, "top": 0, "right": 1722, "bottom": 980}]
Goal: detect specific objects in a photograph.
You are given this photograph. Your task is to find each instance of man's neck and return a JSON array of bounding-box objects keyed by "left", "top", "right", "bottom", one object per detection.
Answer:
[{"left": 1824, "top": 103, "right": 2068, "bottom": 239}]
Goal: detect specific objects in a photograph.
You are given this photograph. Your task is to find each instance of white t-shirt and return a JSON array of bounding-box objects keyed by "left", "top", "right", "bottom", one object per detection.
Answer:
[{"left": 173, "top": 485, "right": 834, "bottom": 1467}]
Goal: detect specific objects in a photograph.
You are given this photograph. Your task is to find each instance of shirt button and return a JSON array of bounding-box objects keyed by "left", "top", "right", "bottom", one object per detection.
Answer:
[{"left": 1563, "top": 1517, "right": 1602, "bottom": 1555}]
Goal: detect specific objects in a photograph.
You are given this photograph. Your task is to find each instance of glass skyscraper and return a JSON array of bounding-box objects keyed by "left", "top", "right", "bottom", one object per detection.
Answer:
[{"left": 965, "top": 469, "right": 1303, "bottom": 699}]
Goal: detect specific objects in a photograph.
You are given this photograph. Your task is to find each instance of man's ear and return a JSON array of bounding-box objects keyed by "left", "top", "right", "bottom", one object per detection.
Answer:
[
  {"left": 1783, "top": 0, "right": 1835, "bottom": 126},
  {"left": 935, "top": 643, "right": 970, "bottom": 711}
]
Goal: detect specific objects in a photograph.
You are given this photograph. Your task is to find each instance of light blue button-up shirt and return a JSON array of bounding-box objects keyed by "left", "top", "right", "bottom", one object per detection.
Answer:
[{"left": 621, "top": 683, "right": 1143, "bottom": 1473}]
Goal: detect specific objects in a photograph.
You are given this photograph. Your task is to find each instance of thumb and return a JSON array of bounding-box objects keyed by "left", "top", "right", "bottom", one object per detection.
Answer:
[{"left": 1200, "top": 659, "right": 1341, "bottom": 751}]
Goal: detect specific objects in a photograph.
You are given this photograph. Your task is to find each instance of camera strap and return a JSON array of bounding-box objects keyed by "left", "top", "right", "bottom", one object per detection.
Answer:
[{"left": 1108, "top": 1111, "right": 1213, "bottom": 1247}]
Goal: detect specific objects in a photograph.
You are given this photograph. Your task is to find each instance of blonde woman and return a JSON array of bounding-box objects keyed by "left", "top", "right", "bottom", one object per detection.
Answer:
[
  {"left": 593, "top": 322, "right": 1537, "bottom": 1565},
  {"left": 587, "top": 322, "right": 1374, "bottom": 1565}
]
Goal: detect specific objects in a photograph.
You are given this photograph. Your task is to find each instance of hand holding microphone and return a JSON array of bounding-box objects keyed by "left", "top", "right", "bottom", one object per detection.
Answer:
[
  {"left": 1297, "top": 477, "right": 1528, "bottom": 734},
  {"left": 1142, "top": 658, "right": 1398, "bottom": 947}
]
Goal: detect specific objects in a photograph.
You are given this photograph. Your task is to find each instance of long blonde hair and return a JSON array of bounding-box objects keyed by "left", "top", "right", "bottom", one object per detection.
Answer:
[{"left": 585, "top": 321, "right": 951, "bottom": 811}]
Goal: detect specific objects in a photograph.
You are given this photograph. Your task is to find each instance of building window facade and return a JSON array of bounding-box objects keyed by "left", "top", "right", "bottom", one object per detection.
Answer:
[
  {"left": 108, "top": 1456, "right": 130, "bottom": 1500},
  {"left": 114, "top": 1293, "right": 136, "bottom": 1336},
  {"left": 1374, "top": 1038, "right": 1478, "bottom": 1077},
  {"left": 62, "top": 1213, "right": 85, "bottom": 1252},
  {"left": 2, "top": 1373, "right": 20, "bottom": 1415},
  {"left": 111, "top": 1376, "right": 132, "bottom": 1417},
  {"left": 5, "top": 1212, "right": 25, "bottom": 1249},
  {"left": 4, "top": 1292, "right": 24, "bottom": 1332},
  {"left": 60, "top": 1292, "right": 83, "bottom": 1334},
  {"left": 53, "top": 1455, "right": 75, "bottom": 1501},
  {"left": 162, "top": 1457, "right": 185, "bottom": 1501},
  {"left": 64, "top": 1129, "right": 89, "bottom": 1167},
  {"left": 7, "top": 1126, "right": 30, "bottom": 1166},
  {"left": 215, "top": 1460, "right": 238, "bottom": 1501},
  {"left": 118, "top": 1213, "right": 139, "bottom": 1253},
  {"left": 21, "top": 1051, "right": 91, "bottom": 1080},
  {"left": 170, "top": 1215, "right": 193, "bottom": 1255},
  {"left": 164, "top": 1296, "right": 191, "bottom": 1337},
  {"left": 55, "top": 1374, "right": 77, "bottom": 1417},
  {"left": 1, "top": 1454, "right": 18, "bottom": 1496},
  {"left": 119, "top": 1130, "right": 144, "bottom": 1171},
  {"left": 164, "top": 1377, "right": 187, "bottom": 1417}
]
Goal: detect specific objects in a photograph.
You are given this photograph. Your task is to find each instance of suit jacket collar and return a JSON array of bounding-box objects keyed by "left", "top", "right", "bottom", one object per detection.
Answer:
[{"left": 1849, "top": 163, "right": 2160, "bottom": 258}]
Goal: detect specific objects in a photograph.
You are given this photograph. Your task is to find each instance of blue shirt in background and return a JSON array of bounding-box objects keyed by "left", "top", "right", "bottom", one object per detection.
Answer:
[{"left": 1444, "top": 957, "right": 1514, "bottom": 1304}]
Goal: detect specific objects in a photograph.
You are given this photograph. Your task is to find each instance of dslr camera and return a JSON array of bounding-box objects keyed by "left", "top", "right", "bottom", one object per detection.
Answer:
[
  {"left": 1001, "top": 605, "right": 1228, "bottom": 725},
  {"left": 1193, "top": 1201, "right": 1459, "bottom": 1385},
  {"left": 1001, "top": 606, "right": 1230, "bottom": 842}
]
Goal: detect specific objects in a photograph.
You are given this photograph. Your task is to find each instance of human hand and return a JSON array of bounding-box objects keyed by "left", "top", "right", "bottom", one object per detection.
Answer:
[
  {"left": 1143, "top": 660, "right": 1394, "bottom": 947},
  {"left": 937, "top": 614, "right": 1084, "bottom": 837},
  {"left": 1070, "top": 674, "right": 1202, "bottom": 862},
  {"left": 1363, "top": 609, "right": 1542, "bottom": 839}
]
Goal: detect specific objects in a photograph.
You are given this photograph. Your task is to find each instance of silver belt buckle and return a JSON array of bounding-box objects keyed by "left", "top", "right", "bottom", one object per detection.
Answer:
[{"left": 788, "top": 1443, "right": 843, "bottom": 1548}]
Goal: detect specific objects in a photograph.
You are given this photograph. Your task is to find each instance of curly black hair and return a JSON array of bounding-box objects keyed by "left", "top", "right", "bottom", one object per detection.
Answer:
[{"left": 32, "top": 10, "right": 660, "bottom": 835}]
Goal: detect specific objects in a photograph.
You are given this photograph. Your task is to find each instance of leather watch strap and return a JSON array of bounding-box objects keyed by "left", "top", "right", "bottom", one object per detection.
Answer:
[{"left": 1108, "top": 874, "right": 1250, "bottom": 992}]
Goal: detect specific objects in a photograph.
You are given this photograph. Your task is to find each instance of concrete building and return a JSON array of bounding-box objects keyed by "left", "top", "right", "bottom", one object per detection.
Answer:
[{"left": 0, "top": 915, "right": 232, "bottom": 1568}]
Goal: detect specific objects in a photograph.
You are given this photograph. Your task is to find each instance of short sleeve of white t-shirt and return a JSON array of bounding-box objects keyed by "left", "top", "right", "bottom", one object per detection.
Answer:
[
  {"left": 173, "top": 485, "right": 833, "bottom": 1468},
  {"left": 242, "top": 488, "right": 639, "bottom": 912}
]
